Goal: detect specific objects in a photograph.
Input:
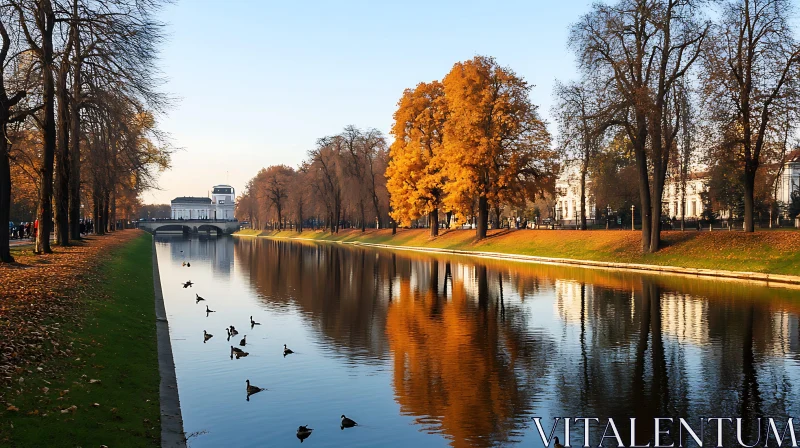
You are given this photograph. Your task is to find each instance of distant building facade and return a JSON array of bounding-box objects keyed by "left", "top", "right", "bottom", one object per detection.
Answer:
[
  {"left": 662, "top": 174, "right": 709, "bottom": 219},
  {"left": 171, "top": 197, "right": 212, "bottom": 219},
  {"left": 776, "top": 149, "right": 800, "bottom": 215},
  {"left": 170, "top": 184, "right": 236, "bottom": 220},
  {"left": 555, "top": 160, "right": 595, "bottom": 221},
  {"left": 211, "top": 185, "right": 235, "bottom": 220}
]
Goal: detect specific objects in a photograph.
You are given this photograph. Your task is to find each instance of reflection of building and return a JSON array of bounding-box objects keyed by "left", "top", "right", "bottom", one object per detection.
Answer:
[
  {"left": 660, "top": 293, "right": 709, "bottom": 344},
  {"left": 554, "top": 279, "right": 594, "bottom": 324},
  {"left": 170, "top": 184, "right": 236, "bottom": 220}
]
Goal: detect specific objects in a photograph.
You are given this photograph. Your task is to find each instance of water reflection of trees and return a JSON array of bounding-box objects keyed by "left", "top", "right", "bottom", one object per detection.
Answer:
[
  {"left": 233, "top": 238, "right": 800, "bottom": 447},
  {"left": 552, "top": 278, "right": 800, "bottom": 446},
  {"left": 386, "top": 260, "right": 554, "bottom": 448}
]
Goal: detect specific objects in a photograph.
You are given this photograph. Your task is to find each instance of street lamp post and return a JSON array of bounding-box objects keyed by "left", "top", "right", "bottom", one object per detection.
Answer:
[
  {"left": 606, "top": 205, "right": 611, "bottom": 230},
  {"left": 631, "top": 204, "right": 635, "bottom": 230}
]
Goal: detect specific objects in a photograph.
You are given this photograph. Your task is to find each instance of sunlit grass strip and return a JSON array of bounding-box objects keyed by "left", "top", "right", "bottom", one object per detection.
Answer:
[
  {"left": 236, "top": 228, "right": 800, "bottom": 276},
  {"left": 1, "top": 233, "right": 160, "bottom": 447}
]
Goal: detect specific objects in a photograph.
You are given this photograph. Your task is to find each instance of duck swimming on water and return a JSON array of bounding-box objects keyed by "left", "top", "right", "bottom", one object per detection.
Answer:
[
  {"left": 246, "top": 379, "right": 264, "bottom": 394},
  {"left": 250, "top": 316, "right": 261, "bottom": 326},
  {"left": 229, "top": 326, "right": 239, "bottom": 336},
  {"left": 206, "top": 305, "right": 215, "bottom": 313},
  {"left": 182, "top": 281, "right": 194, "bottom": 288},
  {"left": 283, "top": 344, "right": 294, "bottom": 356},
  {"left": 195, "top": 293, "right": 205, "bottom": 303},
  {"left": 239, "top": 335, "right": 247, "bottom": 347},
  {"left": 296, "top": 425, "right": 313, "bottom": 443},
  {"left": 203, "top": 330, "right": 213, "bottom": 342},
  {"left": 340, "top": 415, "right": 358, "bottom": 429},
  {"left": 553, "top": 437, "right": 564, "bottom": 448},
  {"left": 187, "top": 262, "right": 191, "bottom": 267}
]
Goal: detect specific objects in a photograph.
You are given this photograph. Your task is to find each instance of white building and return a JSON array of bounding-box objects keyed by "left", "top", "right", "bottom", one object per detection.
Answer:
[
  {"left": 776, "top": 149, "right": 800, "bottom": 215},
  {"left": 662, "top": 173, "right": 709, "bottom": 219},
  {"left": 211, "top": 185, "right": 235, "bottom": 220},
  {"left": 170, "top": 184, "right": 236, "bottom": 220},
  {"left": 555, "top": 160, "right": 596, "bottom": 221},
  {"left": 171, "top": 197, "right": 213, "bottom": 220}
]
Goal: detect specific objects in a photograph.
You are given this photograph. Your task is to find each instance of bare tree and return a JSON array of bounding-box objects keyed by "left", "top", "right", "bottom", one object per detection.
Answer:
[
  {"left": 553, "top": 78, "right": 607, "bottom": 230},
  {"left": 702, "top": 0, "right": 800, "bottom": 232},
  {"left": 571, "top": 0, "right": 708, "bottom": 252}
]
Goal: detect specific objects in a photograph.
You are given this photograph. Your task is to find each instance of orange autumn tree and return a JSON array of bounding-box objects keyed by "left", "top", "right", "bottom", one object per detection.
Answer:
[
  {"left": 441, "top": 56, "right": 554, "bottom": 239},
  {"left": 386, "top": 81, "right": 448, "bottom": 236}
]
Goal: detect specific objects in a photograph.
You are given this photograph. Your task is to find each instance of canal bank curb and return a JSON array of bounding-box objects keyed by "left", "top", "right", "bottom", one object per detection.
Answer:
[
  {"left": 152, "top": 238, "right": 187, "bottom": 447},
  {"left": 234, "top": 233, "right": 800, "bottom": 287}
]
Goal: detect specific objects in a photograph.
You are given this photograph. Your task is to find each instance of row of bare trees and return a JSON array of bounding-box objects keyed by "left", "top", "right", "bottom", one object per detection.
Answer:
[
  {"left": 235, "top": 126, "right": 389, "bottom": 233},
  {"left": 556, "top": 0, "right": 800, "bottom": 253},
  {"left": 0, "top": 0, "right": 170, "bottom": 263}
]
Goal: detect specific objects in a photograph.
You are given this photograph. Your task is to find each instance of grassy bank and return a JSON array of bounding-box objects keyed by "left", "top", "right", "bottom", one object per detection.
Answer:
[
  {"left": 237, "top": 228, "right": 800, "bottom": 276},
  {"left": 1, "top": 232, "right": 160, "bottom": 447}
]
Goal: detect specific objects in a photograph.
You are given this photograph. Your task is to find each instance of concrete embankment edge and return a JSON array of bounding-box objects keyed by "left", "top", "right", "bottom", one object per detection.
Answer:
[
  {"left": 152, "top": 238, "right": 186, "bottom": 447},
  {"left": 234, "top": 233, "right": 800, "bottom": 287}
]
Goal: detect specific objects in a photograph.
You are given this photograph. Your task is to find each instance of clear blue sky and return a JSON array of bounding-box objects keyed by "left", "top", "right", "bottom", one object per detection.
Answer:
[{"left": 142, "top": 0, "right": 594, "bottom": 204}]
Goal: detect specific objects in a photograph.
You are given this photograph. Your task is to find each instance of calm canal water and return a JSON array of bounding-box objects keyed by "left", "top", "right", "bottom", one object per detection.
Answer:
[{"left": 155, "top": 235, "right": 800, "bottom": 448}]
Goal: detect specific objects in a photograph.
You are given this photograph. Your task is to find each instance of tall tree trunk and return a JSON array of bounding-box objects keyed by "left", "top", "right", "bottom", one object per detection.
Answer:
[
  {"left": 36, "top": 6, "right": 56, "bottom": 254},
  {"left": 650, "top": 159, "right": 666, "bottom": 253},
  {"left": 109, "top": 188, "right": 116, "bottom": 232},
  {"left": 477, "top": 196, "right": 488, "bottom": 240},
  {"left": 743, "top": 164, "right": 756, "bottom": 232},
  {"left": 69, "top": 30, "right": 82, "bottom": 240},
  {"left": 429, "top": 208, "right": 439, "bottom": 237},
  {"left": 634, "top": 144, "right": 652, "bottom": 253},
  {"left": 360, "top": 200, "right": 366, "bottom": 232},
  {"left": 580, "top": 160, "right": 588, "bottom": 230},
  {"left": 0, "top": 134, "right": 12, "bottom": 262},
  {"left": 54, "top": 58, "right": 71, "bottom": 246}
]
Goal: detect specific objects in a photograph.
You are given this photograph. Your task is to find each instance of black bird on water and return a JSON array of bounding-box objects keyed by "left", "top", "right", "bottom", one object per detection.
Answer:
[
  {"left": 206, "top": 305, "right": 215, "bottom": 313},
  {"left": 229, "top": 326, "right": 239, "bottom": 336},
  {"left": 231, "top": 346, "right": 249, "bottom": 359},
  {"left": 187, "top": 262, "right": 191, "bottom": 267},
  {"left": 250, "top": 316, "right": 261, "bottom": 326},
  {"left": 283, "top": 344, "right": 294, "bottom": 356},
  {"left": 195, "top": 293, "right": 205, "bottom": 303},
  {"left": 182, "top": 281, "right": 193, "bottom": 288},
  {"left": 296, "top": 426, "right": 313, "bottom": 443},
  {"left": 239, "top": 335, "right": 247, "bottom": 347},
  {"left": 245, "top": 379, "right": 265, "bottom": 401},
  {"left": 340, "top": 415, "right": 358, "bottom": 429},
  {"left": 203, "top": 330, "right": 213, "bottom": 343}
]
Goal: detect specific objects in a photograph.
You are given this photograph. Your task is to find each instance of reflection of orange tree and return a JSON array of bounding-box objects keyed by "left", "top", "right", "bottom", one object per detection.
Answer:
[{"left": 386, "top": 273, "right": 544, "bottom": 448}]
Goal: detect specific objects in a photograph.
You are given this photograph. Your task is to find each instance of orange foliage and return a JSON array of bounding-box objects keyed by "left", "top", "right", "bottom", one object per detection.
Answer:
[
  {"left": 387, "top": 81, "right": 448, "bottom": 225},
  {"left": 440, "top": 56, "right": 555, "bottom": 220}
]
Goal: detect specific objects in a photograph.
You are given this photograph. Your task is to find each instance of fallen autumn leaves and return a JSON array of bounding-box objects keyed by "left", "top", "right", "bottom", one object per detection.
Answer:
[{"left": 0, "top": 232, "right": 139, "bottom": 402}]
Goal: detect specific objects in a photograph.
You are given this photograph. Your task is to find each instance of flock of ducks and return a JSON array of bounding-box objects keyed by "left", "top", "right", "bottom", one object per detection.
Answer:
[{"left": 181, "top": 262, "right": 358, "bottom": 443}]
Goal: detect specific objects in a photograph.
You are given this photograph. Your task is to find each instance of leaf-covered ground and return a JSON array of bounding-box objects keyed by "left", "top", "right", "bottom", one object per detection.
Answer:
[
  {"left": 240, "top": 228, "right": 800, "bottom": 276},
  {"left": 0, "top": 231, "right": 160, "bottom": 447}
]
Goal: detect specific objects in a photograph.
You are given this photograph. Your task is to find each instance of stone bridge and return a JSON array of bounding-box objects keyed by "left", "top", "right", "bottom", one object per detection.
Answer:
[{"left": 137, "top": 219, "right": 241, "bottom": 235}]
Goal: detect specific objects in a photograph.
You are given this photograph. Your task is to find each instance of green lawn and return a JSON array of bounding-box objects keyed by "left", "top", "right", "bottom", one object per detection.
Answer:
[
  {"left": 2, "top": 233, "right": 160, "bottom": 447},
  {"left": 238, "top": 227, "right": 800, "bottom": 276}
]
